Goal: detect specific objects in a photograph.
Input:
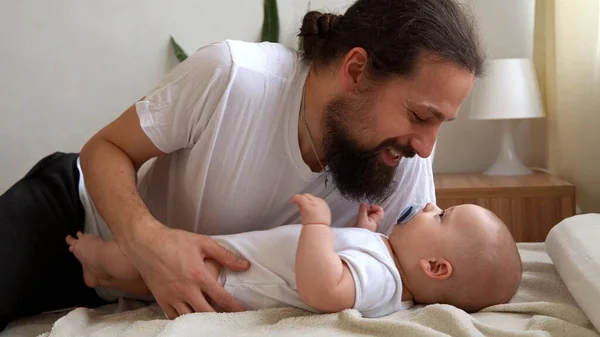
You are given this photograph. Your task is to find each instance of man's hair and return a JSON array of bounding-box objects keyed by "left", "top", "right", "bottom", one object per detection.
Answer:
[{"left": 298, "top": 0, "right": 485, "bottom": 79}]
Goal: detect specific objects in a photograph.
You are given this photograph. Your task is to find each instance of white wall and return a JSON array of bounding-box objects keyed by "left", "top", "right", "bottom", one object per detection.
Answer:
[
  {"left": 0, "top": 0, "right": 543, "bottom": 193},
  {"left": 0, "top": 0, "right": 261, "bottom": 192}
]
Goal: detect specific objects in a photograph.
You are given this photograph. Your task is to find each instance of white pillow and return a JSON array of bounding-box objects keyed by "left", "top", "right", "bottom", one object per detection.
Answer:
[{"left": 545, "top": 213, "right": 600, "bottom": 332}]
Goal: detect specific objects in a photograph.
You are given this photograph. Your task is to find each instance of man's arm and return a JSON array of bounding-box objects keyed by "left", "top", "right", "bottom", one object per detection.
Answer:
[
  {"left": 80, "top": 102, "right": 162, "bottom": 245},
  {"left": 291, "top": 194, "right": 355, "bottom": 312},
  {"left": 79, "top": 102, "right": 249, "bottom": 318},
  {"left": 78, "top": 41, "right": 257, "bottom": 319}
]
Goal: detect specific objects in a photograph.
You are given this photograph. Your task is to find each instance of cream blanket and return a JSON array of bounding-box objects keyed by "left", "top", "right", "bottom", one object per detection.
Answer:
[{"left": 2, "top": 243, "right": 598, "bottom": 337}]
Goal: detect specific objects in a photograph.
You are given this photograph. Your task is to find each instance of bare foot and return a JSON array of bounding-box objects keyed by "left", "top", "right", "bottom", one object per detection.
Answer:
[{"left": 66, "top": 232, "right": 111, "bottom": 288}]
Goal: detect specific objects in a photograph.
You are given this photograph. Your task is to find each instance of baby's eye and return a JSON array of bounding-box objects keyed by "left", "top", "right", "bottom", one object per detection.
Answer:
[{"left": 438, "top": 210, "right": 446, "bottom": 218}]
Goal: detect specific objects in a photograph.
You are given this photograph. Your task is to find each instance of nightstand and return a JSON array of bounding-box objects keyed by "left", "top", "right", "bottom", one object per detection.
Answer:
[{"left": 434, "top": 171, "right": 576, "bottom": 242}]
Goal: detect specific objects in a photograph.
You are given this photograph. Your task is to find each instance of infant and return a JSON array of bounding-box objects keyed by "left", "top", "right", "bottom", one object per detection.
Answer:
[{"left": 66, "top": 194, "right": 522, "bottom": 318}]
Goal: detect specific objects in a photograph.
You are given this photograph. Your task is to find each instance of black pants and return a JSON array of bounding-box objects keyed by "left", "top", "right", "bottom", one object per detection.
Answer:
[{"left": 0, "top": 152, "right": 107, "bottom": 331}]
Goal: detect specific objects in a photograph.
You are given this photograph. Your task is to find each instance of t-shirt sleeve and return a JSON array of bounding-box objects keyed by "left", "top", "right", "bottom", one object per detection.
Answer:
[
  {"left": 135, "top": 41, "right": 233, "bottom": 153},
  {"left": 378, "top": 155, "right": 436, "bottom": 236},
  {"left": 337, "top": 249, "right": 401, "bottom": 318}
]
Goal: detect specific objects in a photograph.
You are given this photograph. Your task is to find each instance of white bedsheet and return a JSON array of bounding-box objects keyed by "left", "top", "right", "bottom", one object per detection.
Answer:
[
  {"left": 546, "top": 213, "right": 600, "bottom": 332},
  {"left": 1, "top": 243, "right": 598, "bottom": 337}
]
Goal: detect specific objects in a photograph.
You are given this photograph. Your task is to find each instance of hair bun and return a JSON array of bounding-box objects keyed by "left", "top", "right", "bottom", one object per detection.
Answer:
[
  {"left": 299, "top": 11, "right": 342, "bottom": 59},
  {"left": 317, "top": 12, "right": 341, "bottom": 37},
  {"left": 301, "top": 11, "right": 340, "bottom": 37}
]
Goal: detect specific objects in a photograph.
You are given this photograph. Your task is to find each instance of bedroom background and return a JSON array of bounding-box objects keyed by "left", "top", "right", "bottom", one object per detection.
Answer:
[{"left": 0, "top": 0, "right": 598, "bottom": 212}]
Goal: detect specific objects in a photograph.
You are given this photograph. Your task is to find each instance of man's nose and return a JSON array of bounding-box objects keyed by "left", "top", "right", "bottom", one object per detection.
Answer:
[{"left": 410, "top": 125, "right": 440, "bottom": 158}]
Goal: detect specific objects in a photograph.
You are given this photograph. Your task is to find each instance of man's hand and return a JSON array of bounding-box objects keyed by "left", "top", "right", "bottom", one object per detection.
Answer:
[
  {"left": 355, "top": 203, "right": 384, "bottom": 232},
  {"left": 291, "top": 193, "right": 332, "bottom": 226},
  {"left": 123, "top": 223, "right": 250, "bottom": 319}
]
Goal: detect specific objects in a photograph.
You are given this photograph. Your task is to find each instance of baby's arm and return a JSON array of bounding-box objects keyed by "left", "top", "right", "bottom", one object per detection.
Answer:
[
  {"left": 354, "top": 203, "right": 384, "bottom": 232},
  {"left": 291, "top": 194, "right": 356, "bottom": 313}
]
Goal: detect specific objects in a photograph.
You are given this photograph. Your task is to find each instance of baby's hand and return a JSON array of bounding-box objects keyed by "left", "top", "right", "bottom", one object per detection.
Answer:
[
  {"left": 291, "top": 193, "right": 332, "bottom": 226},
  {"left": 355, "top": 203, "right": 384, "bottom": 232}
]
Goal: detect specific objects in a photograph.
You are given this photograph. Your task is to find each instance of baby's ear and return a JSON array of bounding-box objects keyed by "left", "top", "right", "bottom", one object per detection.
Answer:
[{"left": 419, "top": 257, "right": 452, "bottom": 280}]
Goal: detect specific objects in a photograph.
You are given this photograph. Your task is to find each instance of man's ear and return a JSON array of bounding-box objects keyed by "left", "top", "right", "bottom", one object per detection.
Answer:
[
  {"left": 338, "top": 47, "right": 368, "bottom": 93},
  {"left": 419, "top": 257, "right": 452, "bottom": 280}
]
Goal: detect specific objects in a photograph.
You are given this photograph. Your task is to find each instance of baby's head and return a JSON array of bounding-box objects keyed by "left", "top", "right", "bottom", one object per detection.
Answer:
[{"left": 389, "top": 203, "right": 522, "bottom": 313}]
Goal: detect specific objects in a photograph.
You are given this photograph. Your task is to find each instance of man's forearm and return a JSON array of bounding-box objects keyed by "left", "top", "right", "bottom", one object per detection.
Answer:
[{"left": 80, "top": 137, "right": 159, "bottom": 249}]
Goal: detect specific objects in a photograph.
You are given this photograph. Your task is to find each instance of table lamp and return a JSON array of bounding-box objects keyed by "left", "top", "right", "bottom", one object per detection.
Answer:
[{"left": 469, "top": 58, "right": 546, "bottom": 176}]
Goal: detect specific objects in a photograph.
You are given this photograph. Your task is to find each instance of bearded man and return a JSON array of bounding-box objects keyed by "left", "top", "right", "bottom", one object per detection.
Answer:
[{"left": 0, "top": 0, "right": 484, "bottom": 329}]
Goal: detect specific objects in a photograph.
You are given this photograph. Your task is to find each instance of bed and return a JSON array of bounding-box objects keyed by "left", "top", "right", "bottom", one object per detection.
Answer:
[{"left": 3, "top": 214, "right": 599, "bottom": 337}]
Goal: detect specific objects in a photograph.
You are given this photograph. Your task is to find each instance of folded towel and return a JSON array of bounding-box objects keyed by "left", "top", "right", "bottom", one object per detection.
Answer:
[{"left": 13, "top": 243, "right": 594, "bottom": 337}]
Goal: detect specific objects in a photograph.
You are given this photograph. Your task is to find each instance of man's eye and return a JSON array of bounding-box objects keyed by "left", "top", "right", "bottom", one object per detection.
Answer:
[{"left": 410, "top": 110, "right": 428, "bottom": 123}]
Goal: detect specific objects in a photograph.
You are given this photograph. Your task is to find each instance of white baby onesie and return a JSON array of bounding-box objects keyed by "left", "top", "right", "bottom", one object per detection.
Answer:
[{"left": 212, "top": 224, "right": 414, "bottom": 318}]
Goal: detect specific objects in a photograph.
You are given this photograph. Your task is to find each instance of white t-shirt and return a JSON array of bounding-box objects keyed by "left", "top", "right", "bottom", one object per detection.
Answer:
[
  {"left": 212, "top": 224, "right": 413, "bottom": 318},
  {"left": 77, "top": 39, "right": 435, "bottom": 298}
]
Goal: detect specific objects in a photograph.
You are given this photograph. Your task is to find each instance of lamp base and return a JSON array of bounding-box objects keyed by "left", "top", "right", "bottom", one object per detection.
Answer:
[{"left": 483, "top": 120, "right": 532, "bottom": 176}]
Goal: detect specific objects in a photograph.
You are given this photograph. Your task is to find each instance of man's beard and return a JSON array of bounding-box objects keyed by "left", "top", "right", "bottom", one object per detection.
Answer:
[{"left": 322, "top": 94, "right": 417, "bottom": 204}]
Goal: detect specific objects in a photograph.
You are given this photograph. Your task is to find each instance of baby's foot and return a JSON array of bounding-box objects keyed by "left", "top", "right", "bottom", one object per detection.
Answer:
[{"left": 66, "top": 232, "right": 110, "bottom": 288}]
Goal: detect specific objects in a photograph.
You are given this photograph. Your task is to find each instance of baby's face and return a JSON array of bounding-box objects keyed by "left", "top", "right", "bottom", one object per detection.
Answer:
[{"left": 389, "top": 203, "right": 494, "bottom": 263}]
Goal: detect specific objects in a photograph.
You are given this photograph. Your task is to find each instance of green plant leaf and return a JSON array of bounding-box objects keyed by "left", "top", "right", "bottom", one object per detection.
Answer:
[
  {"left": 261, "top": 0, "right": 280, "bottom": 43},
  {"left": 170, "top": 36, "right": 188, "bottom": 63}
]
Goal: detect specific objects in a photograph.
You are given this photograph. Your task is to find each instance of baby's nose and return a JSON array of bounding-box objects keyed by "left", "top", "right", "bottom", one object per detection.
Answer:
[{"left": 423, "top": 202, "right": 442, "bottom": 213}]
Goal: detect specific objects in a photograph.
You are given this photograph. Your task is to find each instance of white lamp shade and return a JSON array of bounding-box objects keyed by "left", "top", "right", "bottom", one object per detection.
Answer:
[{"left": 469, "top": 58, "right": 545, "bottom": 120}]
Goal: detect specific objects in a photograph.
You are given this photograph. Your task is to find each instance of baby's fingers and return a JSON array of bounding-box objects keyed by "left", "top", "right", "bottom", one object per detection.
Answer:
[
  {"left": 369, "top": 205, "right": 383, "bottom": 212},
  {"left": 368, "top": 206, "right": 385, "bottom": 222}
]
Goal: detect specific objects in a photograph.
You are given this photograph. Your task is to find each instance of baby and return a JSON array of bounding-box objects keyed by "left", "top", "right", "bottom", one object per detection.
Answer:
[{"left": 66, "top": 194, "right": 522, "bottom": 318}]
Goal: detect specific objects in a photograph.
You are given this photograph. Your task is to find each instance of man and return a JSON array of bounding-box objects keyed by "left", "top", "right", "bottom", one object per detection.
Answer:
[{"left": 0, "top": 0, "right": 483, "bottom": 329}]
